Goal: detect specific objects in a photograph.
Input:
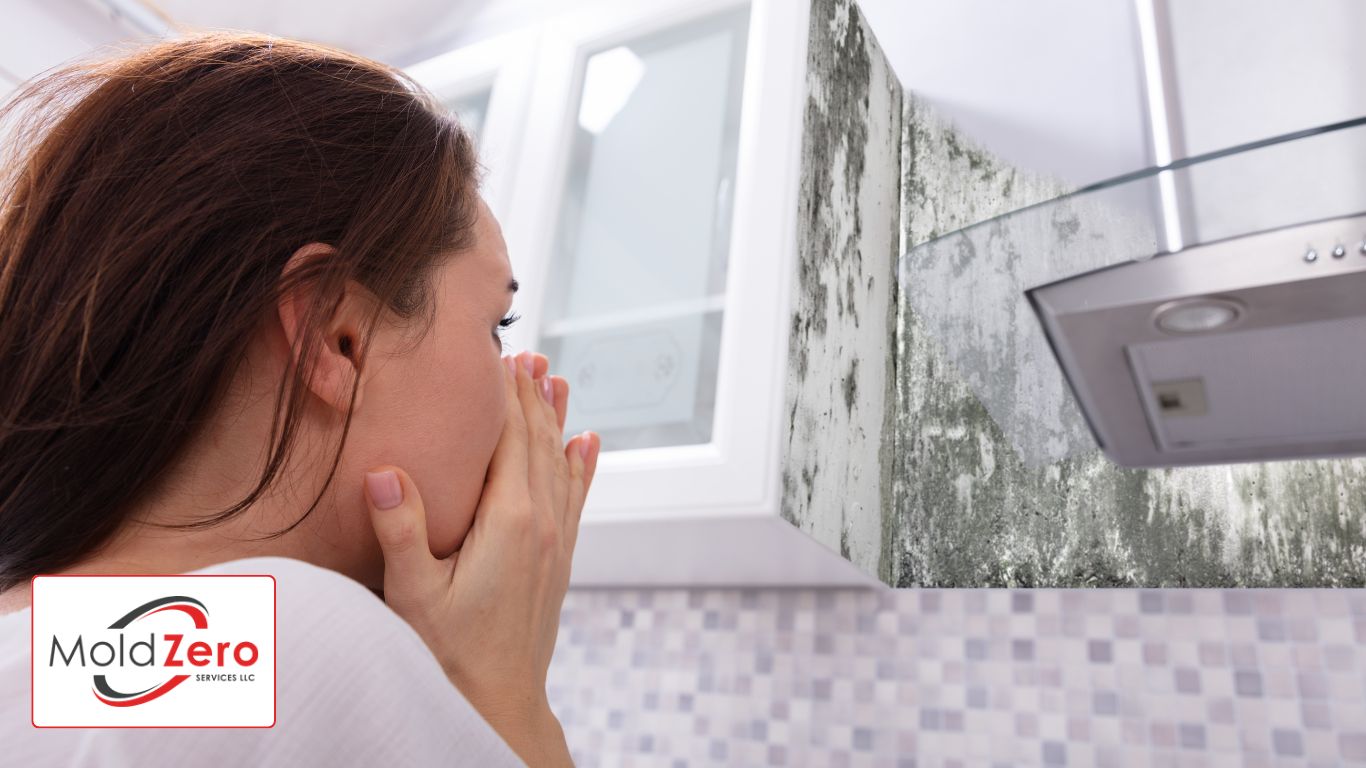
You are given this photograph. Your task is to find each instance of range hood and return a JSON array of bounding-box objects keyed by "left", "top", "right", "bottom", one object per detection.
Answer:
[
  {"left": 1030, "top": 209, "right": 1366, "bottom": 468},
  {"left": 901, "top": 116, "right": 1366, "bottom": 469}
]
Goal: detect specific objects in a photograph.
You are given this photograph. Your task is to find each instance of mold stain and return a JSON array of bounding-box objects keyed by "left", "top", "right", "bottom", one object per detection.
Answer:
[
  {"left": 889, "top": 80, "right": 1366, "bottom": 588},
  {"left": 786, "top": 0, "right": 1366, "bottom": 587},
  {"left": 842, "top": 357, "right": 858, "bottom": 415},
  {"left": 780, "top": 0, "right": 899, "bottom": 566}
]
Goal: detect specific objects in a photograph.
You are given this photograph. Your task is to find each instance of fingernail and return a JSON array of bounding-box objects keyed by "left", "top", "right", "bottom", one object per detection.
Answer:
[
  {"left": 578, "top": 432, "right": 592, "bottom": 460},
  {"left": 519, "top": 351, "right": 533, "bottom": 376},
  {"left": 540, "top": 376, "right": 553, "bottom": 403},
  {"left": 365, "top": 470, "right": 403, "bottom": 510},
  {"left": 504, "top": 355, "right": 516, "bottom": 377}
]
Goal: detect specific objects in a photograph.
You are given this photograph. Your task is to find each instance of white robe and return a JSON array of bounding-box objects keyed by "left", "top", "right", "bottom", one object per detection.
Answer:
[{"left": 0, "top": 555, "right": 526, "bottom": 767}]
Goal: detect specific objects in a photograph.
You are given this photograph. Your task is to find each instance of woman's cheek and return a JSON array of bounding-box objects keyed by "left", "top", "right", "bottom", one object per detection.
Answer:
[
  {"left": 491, "top": 360, "right": 509, "bottom": 433},
  {"left": 487, "top": 385, "right": 508, "bottom": 455}
]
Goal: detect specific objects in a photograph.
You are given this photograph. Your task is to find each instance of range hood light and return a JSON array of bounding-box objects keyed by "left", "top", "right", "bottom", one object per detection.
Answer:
[{"left": 1153, "top": 298, "right": 1243, "bottom": 334}]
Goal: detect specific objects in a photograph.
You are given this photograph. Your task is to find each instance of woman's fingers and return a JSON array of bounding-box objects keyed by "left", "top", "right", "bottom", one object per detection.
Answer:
[
  {"left": 562, "top": 432, "right": 598, "bottom": 554},
  {"left": 511, "top": 351, "right": 575, "bottom": 549},
  {"left": 514, "top": 352, "right": 556, "bottom": 517},
  {"left": 563, "top": 437, "right": 585, "bottom": 552},
  {"left": 362, "top": 465, "right": 442, "bottom": 611},
  {"left": 361, "top": 349, "right": 593, "bottom": 757},
  {"left": 496, "top": 353, "right": 572, "bottom": 535},
  {"left": 531, "top": 371, "right": 570, "bottom": 534},
  {"left": 551, "top": 376, "right": 568, "bottom": 434},
  {"left": 527, "top": 352, "right": 548, "bottom": 380},
  {"left": 521, "top": 353, "right": 567, "bottom": 434},
  {"left": 484, "top": 355, "right": 531, "bottom": 506}
]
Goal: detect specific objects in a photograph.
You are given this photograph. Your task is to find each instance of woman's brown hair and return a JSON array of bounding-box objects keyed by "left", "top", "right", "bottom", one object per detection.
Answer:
[{"left": 0, "top": 31, "right": 483, "bottom": 592}]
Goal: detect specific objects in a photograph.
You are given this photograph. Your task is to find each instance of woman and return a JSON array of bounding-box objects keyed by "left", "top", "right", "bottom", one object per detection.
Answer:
[{"left": 0, "top": 30, "right": 597, "bottom": 767}]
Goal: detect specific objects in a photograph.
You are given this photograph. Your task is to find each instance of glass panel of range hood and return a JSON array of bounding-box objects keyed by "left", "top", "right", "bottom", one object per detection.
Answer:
[{"left": 900, "top": 117, "right": 1366, "bottom": 469}]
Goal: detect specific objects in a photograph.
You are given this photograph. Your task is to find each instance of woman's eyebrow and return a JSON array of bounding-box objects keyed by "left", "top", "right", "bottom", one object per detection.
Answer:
[{"left": 507, "top": 278, "right": 519, "bottom": 294}]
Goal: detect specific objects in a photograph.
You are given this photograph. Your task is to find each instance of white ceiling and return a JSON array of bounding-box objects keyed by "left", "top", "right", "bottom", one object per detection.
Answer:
[
  {"left": 1, "top": 0, "right": 133, "bottom": 82},
  {"left": 858, "top": 0, "right": 1366, "bottom": 188},
  {"left": 147, "top": 0, "right": 493, "bottom": 65},
  {"left": 857, "top": 0, "right": 1153, "bottom": 190},
  {"left": 13, "top": 0, "right": 1153, "bottom": 191},
  {"left": 14, "top": 0, "right": 1362, "bottom": 193}
]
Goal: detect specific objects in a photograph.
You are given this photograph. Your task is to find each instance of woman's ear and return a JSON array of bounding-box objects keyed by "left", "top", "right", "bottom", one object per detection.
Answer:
[{"left": 276, "top": 242, "right": 368, "bottom": 414}]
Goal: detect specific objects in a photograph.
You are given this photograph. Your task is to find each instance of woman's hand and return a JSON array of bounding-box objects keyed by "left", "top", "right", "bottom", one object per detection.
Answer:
[{"left": 360, "top": 350, "right": 598, "bottom": 766}]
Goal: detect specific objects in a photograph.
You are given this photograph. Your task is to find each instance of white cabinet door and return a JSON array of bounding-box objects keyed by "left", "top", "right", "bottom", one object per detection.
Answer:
[
  {"left": 500, "top": 0, "right": 873, "bottom": 586},
  {"left": 404, "top": 31, "right": 537, "bottom": 224},
  {"left": 411, "top": 0, "right": 877, "bottom": 587},
  {"left": 533, "top": 5, "right": 748, "bottom": 455}
]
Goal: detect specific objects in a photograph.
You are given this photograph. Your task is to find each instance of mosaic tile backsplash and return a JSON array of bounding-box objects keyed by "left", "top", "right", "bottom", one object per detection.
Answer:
[{"left": 546, "top": 587, "right": 1366, "bottom": 766}]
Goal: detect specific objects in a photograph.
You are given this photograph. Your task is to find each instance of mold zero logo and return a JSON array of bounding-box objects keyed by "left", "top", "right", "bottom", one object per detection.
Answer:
[{"left": 32, "top": 574, "right": 275, "bottom": 728}]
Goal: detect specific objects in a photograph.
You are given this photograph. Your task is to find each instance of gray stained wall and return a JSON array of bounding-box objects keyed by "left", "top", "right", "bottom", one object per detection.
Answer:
[{"left": 780, "top": 0, "right": 1366, "bottom": 587}]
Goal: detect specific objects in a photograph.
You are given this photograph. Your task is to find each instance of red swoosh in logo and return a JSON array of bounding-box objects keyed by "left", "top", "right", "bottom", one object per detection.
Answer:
[{"left": 91, "top": 596, "right": 209, "bottom": 707}]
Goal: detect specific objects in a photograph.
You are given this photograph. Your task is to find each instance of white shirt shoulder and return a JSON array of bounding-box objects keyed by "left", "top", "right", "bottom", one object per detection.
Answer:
[{"left": 0, "top": 555, "right": 527, "bottom": 767}]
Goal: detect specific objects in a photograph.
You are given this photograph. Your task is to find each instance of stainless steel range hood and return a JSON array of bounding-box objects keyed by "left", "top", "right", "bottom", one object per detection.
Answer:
[
  {"left": 1029, "top": 210, "right": 1366, "bottom": 468},
  {"left": 901, "top": 117, "right": 1366, "bottom": 469}
]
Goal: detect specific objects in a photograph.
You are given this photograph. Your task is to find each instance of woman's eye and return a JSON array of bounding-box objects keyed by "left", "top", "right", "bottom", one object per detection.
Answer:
[{"left": 495, "top": 311, "right": 521, "bottom": 349}]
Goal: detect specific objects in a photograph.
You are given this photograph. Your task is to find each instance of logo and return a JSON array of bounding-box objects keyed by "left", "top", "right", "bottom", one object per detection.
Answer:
[{"left": 32, "top": 574, "right": 275, "bottom": 727}]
